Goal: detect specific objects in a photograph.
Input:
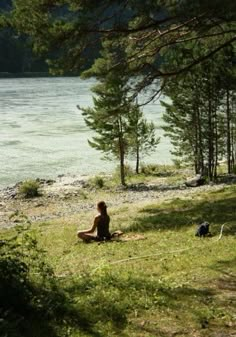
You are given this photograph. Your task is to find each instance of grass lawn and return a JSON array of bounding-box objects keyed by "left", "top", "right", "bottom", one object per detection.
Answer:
[{"left": 1, "top": 185, "right": 236, "bottom": 337}]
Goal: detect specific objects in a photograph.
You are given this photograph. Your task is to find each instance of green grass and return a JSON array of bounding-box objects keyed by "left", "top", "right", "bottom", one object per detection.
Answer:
[
  {"left": 101, "top": 164, "right": 189, "bottom": 188},
  {"left": 1, "top": 185, "right": 236, "bottom": 337}
]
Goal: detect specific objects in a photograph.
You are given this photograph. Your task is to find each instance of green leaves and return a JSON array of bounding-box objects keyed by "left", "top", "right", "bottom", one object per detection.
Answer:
[{"left": 161, "top": 43, "right": 236, "bottom": 178}]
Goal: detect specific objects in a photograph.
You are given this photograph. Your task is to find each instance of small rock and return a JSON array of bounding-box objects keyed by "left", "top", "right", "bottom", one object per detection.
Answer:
[
  {"left": 35, "top": 203, "right": 44, "bottom": 208},
  {"left": 185, "top": 174, "right": 205, "bottom": 187}
]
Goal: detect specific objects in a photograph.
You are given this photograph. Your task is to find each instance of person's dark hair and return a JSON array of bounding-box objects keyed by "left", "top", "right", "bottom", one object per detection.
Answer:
[{"left": 97, "top": 201, "right": 107, "bottom": 215}]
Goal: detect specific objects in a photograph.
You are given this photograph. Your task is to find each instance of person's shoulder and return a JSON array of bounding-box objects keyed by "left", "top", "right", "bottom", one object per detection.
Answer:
[{"left": 95, "top": 214, "right": 101, "bottom": 221}]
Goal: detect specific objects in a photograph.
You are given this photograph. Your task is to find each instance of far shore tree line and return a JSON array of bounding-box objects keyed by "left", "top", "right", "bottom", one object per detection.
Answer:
[{"left": 1, "top": 0, "right": 236, "bottom": 185}]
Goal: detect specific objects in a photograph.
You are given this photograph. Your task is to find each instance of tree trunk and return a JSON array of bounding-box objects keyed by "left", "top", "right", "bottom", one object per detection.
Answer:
[
  {"left": 214, "top": 108, "right": 218, "bottom": 180},
  {"left": 118, "top": 117, "right": 126, "bottom": 186},
  {"left": 120, "top": 147, "right": 126, "bottom": 186},
  {"left": 135, "top": 144, "right": 140, "bottom": 174},
  {"left": 208, "top": 96, "right": 213, "bottom": 181},
  {"left": 232, "top": 97, "right": 235, "bottom": 169},
  {"left": 226, "top": 88, "right": 231, "bottom": 174},
  {"left": 231, "top": 126, "right": 235, "bottom": 169},
  {"left": 197, "top": 107, "right": 204, "bottom": 174},
  {"left": 194, "top": 108, "right": 199, "bottom": 174}
]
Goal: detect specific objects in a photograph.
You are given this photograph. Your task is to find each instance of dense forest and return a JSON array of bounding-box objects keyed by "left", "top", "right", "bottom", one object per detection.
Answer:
[
  {"left": 0, "top": 0, "right": 99, "bottom": 75},
  {"left": 0, "top": 0, "right": 46, "bottom": 74}
]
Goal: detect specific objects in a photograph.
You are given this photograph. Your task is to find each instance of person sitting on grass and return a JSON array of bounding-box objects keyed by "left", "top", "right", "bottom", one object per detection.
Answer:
[{"left": 77, "top": 201, "right": 111, "bottom": 242}]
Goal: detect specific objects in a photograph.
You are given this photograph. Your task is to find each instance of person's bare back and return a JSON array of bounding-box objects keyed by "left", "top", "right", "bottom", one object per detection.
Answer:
[{"left": 77, "top": 201, "right": 111, "bottom": 242}]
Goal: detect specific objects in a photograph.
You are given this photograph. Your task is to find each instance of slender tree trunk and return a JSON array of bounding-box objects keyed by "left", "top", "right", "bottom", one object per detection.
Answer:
[
  {"left": 135, "top": 144, "right": 140, "bottom": 174},
  {"left": 226, "top": 88, "right": 231, "bottom": 174},
  {"left": 197, "top": 107, "right": 204, "bottom": 174},
  {"left": 208, "top": 94, "right": 214, "bottom": 181},
  {"left": 214, "top": 109, "right": 218, "bottom": 180},
  {"left": 118, "top": 117, "right": 126, "bottom": 186},
  {"left": 231, "top": 126, "right": 235, "bottom": 169},
  {"left": 194, "top": 108, "right": 199, "bottom": 174},
  {"left": 120, "top": 145, "right": 126, "bottom": 186},
  {"left": 193, "top": 79, "right": 204, "bottom": 174},
  {"left": 232, "top": 98, "right": 235, "bottom": 169}
]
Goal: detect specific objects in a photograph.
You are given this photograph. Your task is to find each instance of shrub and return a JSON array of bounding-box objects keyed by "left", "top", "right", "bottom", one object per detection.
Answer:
[
  {"left": 140, "top": 164, "right": 158, "bottom": 175},
  {"left": 172, "top": 159, "right": 182, "bottom": 169},
  {"left": 19, "top": 180, "right": 40, "bottom": 198},
  {"left": 89, "top": 176, "right": 105, "bottom": 189},
  {"left": 124, "top": 164, "right": 134, "bottom": 177},
  {"left": 0, "top": 221, "right": 93, "bottom": 337},
  {"left": 0, "top": 224, "right": 59, "bottom": 337},
  {"left": 112, "top": 165, "right": 134, "bottom": 183},
  {"left": 140, "top": 164, "right": 175, "bottom": 177}
]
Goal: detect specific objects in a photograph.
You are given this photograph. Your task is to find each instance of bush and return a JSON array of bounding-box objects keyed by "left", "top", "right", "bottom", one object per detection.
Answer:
[
  {"left": 0, "top": 221, "right": 93, "bottom": 337},
  {"left": 19, "top": 180, "right": 40, "bottom": 198},
  {"left": 112, "top": 165, "right": 134, "bottom": 183},
  {"left": 124, "top": 164, "right": 134, "bottom": 177},
  {"left": 0, "top": 224, "right": 59, "bottom": 337},
  {"left": 172, "top": 159, "right": 182, "bottom": 169},
  {"left": 89, "top": 176, "right": 105, "bottom": 189},
  {"left": 140, "top": 164, "right": 175, "bottom": 177},
  {"left": 140, "top": 164, "right": 158, "bottom": 175}
]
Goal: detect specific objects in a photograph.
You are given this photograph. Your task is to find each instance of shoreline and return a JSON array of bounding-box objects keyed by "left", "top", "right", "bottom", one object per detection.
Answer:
[{"left": 0, "top": 171, "right": 235, "bottom": 230}]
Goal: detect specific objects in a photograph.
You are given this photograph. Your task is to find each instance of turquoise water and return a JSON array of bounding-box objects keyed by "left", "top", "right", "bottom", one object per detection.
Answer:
[{"left": 0, "top": 77, "right": 172, "bottom": 188}]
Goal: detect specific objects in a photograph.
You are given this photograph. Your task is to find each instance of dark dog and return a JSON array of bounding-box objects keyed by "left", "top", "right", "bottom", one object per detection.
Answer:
[{"left": 195, "top": 222, "right": 211, "bottom": 237}]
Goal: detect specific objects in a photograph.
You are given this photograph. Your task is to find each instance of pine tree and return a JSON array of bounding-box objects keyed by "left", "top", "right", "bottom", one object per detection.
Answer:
[
  {"left": 80, "top": 78, "right": 130, "bottom": 186},
  {"left": 10, "top": 0, "right": 236, "bottom": 88},
  {"left": 80, "top": 38, "right": 160, "bottom": 183},
  {"left": 79, "top": 40, "right": 132, "bottom": 185},
  {"left": 161, "top": 44, "right": 236, "bottom": 180},
  {"left": 128, "top": 106, "right": 160, "bottom": 174}
]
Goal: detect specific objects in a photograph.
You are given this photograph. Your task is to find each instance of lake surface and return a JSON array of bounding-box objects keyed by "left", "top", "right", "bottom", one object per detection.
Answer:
[{"left": 0, "top": 77, "right": 172, "bottom": 188}]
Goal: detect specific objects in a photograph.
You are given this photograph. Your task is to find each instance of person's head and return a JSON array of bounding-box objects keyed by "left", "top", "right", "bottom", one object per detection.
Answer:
[{"left": 97, "top": 201, "right": 107, "bottom": 215}]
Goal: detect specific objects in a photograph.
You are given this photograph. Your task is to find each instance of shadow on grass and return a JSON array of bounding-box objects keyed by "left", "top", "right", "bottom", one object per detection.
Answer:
[
  {"left": 126, "top": 193, "right": 236, "bottom": 235},
  {"left": 64, "top": 271, "right": 215, "bottom": 335},
  {"left": 211, "top": 257, "right": 236, "bottom": 293},
  {"left": 66, "top": 268, "right": 236, "bottom": 335},
  {"left": 4, "top": 258, "right": 234, "bottom": 337},
  {"left": 0, "top": 261, "right": 102, "bottom": 337},
  {"left": 0, "top": 232, "right": 103, "bottom": 337}
]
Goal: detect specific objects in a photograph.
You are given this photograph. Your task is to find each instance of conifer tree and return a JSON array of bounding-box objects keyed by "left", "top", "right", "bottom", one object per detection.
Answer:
[
  {"left": 80, "top": 77, "right": 130, "bottom": 186},
  {"left": 162, "top": 44, "right": 236, "bottom": 180},
  {"left": 80, "top": 40, "right": 130, "bottom": 185},
  {"left": 128, "top": 106, "right": 160, "bottom": 174},
  {"left": 80, "top": 40, "right": 159, "bottom": 184}
]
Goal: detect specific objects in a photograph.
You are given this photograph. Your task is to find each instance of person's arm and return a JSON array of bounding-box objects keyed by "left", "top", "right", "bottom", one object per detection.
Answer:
[{"left": 84, "top": 216, "right": 99, "bottom": 234}]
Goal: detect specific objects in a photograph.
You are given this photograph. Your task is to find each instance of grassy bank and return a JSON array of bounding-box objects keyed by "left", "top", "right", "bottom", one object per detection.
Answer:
[{"left": 0, "top": 185, "right": 235, "bottom": 337}]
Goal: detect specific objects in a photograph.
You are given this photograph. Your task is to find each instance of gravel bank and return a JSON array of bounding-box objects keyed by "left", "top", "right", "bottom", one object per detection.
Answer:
[{"left": 0, "top": 174, "right": 234, "bottom": 229}]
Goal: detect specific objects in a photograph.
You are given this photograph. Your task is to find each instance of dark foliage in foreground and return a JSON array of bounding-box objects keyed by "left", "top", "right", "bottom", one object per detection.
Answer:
[{"left": 0, "top": 224, "right": 95, "bottom": 337}]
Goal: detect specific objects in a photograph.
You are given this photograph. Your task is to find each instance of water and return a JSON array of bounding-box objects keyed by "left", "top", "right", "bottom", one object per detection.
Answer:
[{"left": 0, "top": 77, "right": 172, "bottom": 188}]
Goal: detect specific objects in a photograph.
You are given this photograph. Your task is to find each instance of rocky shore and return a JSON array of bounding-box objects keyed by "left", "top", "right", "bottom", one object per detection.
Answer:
[{"left": 0, "top": 173, "right": 235, "bottom": 229}]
